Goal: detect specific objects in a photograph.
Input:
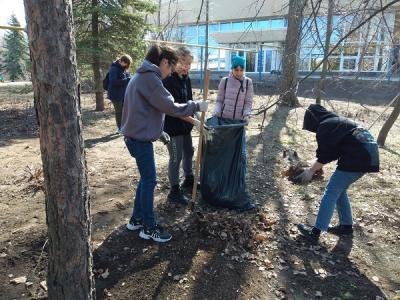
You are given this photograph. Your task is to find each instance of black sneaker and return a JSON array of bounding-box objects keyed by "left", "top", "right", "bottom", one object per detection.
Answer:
[
  {"left": 181, "top": 175, "right": 200, "bottom": 190},
  {"left": 126, "top": 218, "right": 143, "bottom": 231},
  {"left": 139, "top": 225, "right": 172, "bottom": 243},
  {"left": 327, "top": 224, "right": 353, "bottom": 235},
  {"left": 167, "top": 186, "right": 190, "bottom": 205},
  {"left": 297, "top": 224, "right": 321, "bottom": 244}
]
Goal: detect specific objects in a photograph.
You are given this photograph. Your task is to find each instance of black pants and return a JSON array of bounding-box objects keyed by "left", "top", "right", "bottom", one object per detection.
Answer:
[{"left": 112, "top": 100, "right": 123, "bottom": 129}]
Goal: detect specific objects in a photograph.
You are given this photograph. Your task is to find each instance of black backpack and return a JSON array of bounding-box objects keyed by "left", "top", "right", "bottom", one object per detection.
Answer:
[{"left": 102, "top": 72, "right": 109, "bottom": 91}]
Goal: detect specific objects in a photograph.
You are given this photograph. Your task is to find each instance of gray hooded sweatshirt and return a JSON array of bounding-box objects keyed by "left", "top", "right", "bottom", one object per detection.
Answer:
[{"left": 121, "top": 60, "right": 199, "bottom": 141}]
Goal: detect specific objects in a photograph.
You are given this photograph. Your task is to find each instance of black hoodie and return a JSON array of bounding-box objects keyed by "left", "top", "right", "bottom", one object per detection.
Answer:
[
  {"left": 303, "top": 104, "right": 379, "bottom": 173},
  {"left": 163, "top": 72, "right": 194, "bottom": 137}
]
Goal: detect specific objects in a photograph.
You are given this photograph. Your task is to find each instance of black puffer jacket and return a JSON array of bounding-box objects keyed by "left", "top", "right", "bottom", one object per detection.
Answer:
[{"left": 303, "top": 104, "right": 379, "bottom": 172}]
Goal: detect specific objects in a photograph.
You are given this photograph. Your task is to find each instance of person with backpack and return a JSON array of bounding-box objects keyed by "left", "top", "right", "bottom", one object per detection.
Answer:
[
  {"left": 105, "top": 54, "right": 131, "bottom": 132},
  {"left": 121, "top": 44, "right": 208, "bottom": 243},
  {"left": 212, "top": 55, "right": 255, "bottom": 210},
  {"left": 213, "top": 56, "right": 254, "bottom": 122},
  {"left": 296, "top": 104, "right": 380, "bottom": 243},
  {"left": 162, "top": 46, "right": 200, "bottom": 205}
]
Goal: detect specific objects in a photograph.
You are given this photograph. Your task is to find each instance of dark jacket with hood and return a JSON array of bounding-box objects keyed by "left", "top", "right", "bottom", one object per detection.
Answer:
[
  {"left": 120, "top": 60, "right": 199, "bottom": 142},
  {"left": 107, "top": 61, "right": 130, "bottom": 102},
  {"left": 163, "top": 72, "right": 194, "bottom": 137},
  {"left": 303, "top": 104, "right": 379, "bottom": 173}
]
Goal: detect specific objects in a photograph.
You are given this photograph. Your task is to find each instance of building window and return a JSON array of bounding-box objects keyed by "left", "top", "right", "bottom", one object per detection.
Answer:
[
  {"left": 257, "top": 20, "right": 269, "bottom": 30},
  {"left": 209, "top": 23, "right": 219, "bottom": 33},
  {"left": 246, "top": 52, "right": 256, "bottom": 72},
  {"left": 271, "top": 18, "right": 286, "bottom": 28},
  {"left": 342, "top": 58, "right": 357, "bottom": 71},
  {"left": 299, "top": 57, "right": 310, "bottom": 71},
  {"left": 232, "top": 21, "right": 244, "bottom": 31},
  {"left": 220, "top": 22, "right": 232, "bottom": 32},
  {"left": 265, "top": 50, "right": 273, "bottom": 72},
  {"left": 244, "top": 21, "right": 255, "bottom": 30},
  {"left": 327, "top": 57, "right": 340, "bottom": 71},
  {"left": 186, "top": 26, "right": 197, "bottom": 37},
  {"left": 198, "top": 25, "right": 206, "bottom": 37},
  {"left": 311, "top": 55, "right": 324, "bottom": 71},
  {"left": 360, "top": 58, "right": 375, "bottom": 71}
]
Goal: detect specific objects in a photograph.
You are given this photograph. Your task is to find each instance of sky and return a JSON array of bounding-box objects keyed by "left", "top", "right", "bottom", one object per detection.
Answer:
[{"left": 0, "top": 0, "right": 26, "bottom": 38}]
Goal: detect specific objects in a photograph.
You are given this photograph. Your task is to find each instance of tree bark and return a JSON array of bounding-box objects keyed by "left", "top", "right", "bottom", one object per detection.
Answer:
[
  {"left": 92, "top": 0, "right": 104, "bottom": 111},
  {"left": 23, "top": 1, "right": 94, "bottom": 299},
  {"left": 279, "top": 0, "right": 307, "bottom": 106},
  {"left": 315, "top": 0, "right": 334, "bottom": 104},
  {"left": 377, "top": 95, "right": 400, "bottom": 146}
]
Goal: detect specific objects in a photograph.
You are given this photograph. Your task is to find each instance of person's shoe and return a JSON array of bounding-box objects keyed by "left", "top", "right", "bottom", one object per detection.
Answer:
[
  {"left": 167, "top": 186, "right": 189, "bottom": 205},
  {"left": 297, "top": 224, "right": 321, "bottom": 244},
  {"left": 238, "top": 202, "right": 256, "bottom": 212},
  {"left": 139, "top": 225, "right": 172, "bottom": 243},
  {"left": 181, "top": 175, "right": 194, "bottom": 189},
  {"left": 327, "top": 224, "right": 353, "bottom": 235},
  {"left": 181, "top": 175, "right": 200, "bottom": 190},
  {"left": 126, "top": 218, "right": 143, "bottom": 231}
]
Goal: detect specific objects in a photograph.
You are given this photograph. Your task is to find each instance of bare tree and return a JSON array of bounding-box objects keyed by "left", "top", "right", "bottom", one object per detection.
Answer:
[
  {"left": 24, "top": 0, "right": 94, "bottom": 298},
  {"left": 280, "top": 0, "right": 308, "bottom": 106},
  {"left": 315, "top": 0, "right": 334, "bottom": 104},
  {"left": 377, "top": 94, "right": 400, "bottom": 146}
]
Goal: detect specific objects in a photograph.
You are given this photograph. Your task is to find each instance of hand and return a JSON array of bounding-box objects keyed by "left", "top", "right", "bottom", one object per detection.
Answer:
[
  {"left": 192, "top": 118, "right": 202, "bottom": 130},
  {"left": 295, "top": 168, "right": 315, "bottom": 184},
  {"left": 243, "top": 115, "right": 251, "bottom": 123},
  {"left": 196, "top": 100, "right": 208, "bottom": 112},
  {"left": 159, "top": 131, "right": 170, "bottom": 145}
]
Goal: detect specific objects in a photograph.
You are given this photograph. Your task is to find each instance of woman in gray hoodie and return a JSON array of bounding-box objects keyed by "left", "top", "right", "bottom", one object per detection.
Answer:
[{"left": 121, "top": 45, "right": 208, "bottom": 243}]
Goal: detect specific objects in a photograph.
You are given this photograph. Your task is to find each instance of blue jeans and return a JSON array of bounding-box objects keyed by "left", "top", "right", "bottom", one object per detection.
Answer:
[
  {"left": 315, "top": 169, "right": 365, "bottom": 231},
  {"left": 124, "top": 137, "right": 157, "bottom": 227}
]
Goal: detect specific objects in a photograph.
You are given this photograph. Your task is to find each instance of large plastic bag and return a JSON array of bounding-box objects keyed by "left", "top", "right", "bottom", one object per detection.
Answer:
[{"left": 200, "top": 116, "right": 250, "bottom": 209}]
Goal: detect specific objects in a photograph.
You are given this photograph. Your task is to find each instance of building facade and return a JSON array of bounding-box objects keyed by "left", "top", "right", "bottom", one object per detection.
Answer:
[{"left": 152, "top": 0, "right": 400, "bottom": 77}]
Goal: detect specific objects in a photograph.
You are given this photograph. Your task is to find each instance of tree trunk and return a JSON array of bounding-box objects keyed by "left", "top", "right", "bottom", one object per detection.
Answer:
[
  {"left": 24, "top": 1, "right": 94, "bottom": 299},
  {"left": 279, "top": 0, "right": 307, "bottom": 106},
  {"left": 92, "top": 0, "right": 104, "bottom": 111},
  {"left": 377, "top": 95, "right": 400, "bottom": 146},
  {"left": 315, "top": 0, "right": 334, "bottom": 104}
]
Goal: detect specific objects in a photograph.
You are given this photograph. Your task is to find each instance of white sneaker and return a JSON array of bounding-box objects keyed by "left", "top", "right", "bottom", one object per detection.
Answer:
[
  {"left": 139, "top": 225, "right": 172, "bottom": 243},
  {"left": 126, "top": 219, "right": 143, "bottom": 231}
]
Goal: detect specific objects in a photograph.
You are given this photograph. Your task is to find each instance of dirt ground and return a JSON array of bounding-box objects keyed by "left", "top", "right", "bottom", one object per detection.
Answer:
[{"left": 0, "top": 84, "right": 399, "bottom": 300}]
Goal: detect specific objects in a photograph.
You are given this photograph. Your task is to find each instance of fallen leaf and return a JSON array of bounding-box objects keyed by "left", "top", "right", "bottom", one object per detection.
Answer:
[
  {"left": 372, "top": 276, "right": 379, "bottom": 282},
  {"left": 255, "top": 233, "right": 267, "bottom": 242},
  {"left": 104, "top": 288, "right": 112, "bottom": 297},
  {"left": 40, "top": 280, "right": 47, "bottom": 291},
  {"left": 101, "top": 268, "right": 109, "bottom": 279},
  {"left": 10, "top": 276, "right": 27, "bottom": 284}
]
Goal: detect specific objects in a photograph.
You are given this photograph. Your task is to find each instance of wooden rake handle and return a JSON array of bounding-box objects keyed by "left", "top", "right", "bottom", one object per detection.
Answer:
[{"left": 192, "top": 70, "right": 210, "bottom": 202}]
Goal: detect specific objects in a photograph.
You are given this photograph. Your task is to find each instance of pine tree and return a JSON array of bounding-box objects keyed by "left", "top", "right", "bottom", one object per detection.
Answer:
[
  {"left": 73, "top": 0, "right": 157, "bottom": 110},
  {"left": 3, "top": 14, "right": 29, "bottom": 81},
  {"left": 25, "top": 0, "right": 94, "bottom": 297}
]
